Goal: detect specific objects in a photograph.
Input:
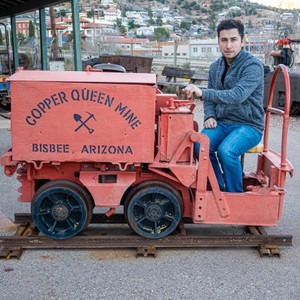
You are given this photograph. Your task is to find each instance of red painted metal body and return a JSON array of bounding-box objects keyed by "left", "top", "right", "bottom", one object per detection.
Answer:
[{"left": 0, "top": 65, "right": 294, "bottom": 236}]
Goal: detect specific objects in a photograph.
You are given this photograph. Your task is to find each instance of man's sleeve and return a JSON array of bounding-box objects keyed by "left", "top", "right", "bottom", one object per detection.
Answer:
[{"left": 202, "top": 61, "right": 263, "bottom": 105}]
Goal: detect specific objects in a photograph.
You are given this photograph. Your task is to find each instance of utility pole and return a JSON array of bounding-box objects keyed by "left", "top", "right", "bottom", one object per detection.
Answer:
[
  {"left": 174, "top": 38, "right": 178, "bottom": 67},
  {"left": 50, "top": 6, "right": 59, "bottom": 59}
]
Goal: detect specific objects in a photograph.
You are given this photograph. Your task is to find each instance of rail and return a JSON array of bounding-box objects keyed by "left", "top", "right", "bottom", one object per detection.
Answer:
[
  {"left": 263, "top": 64, "right": 292, "bottom": 184},
  {"left": 0, "top": 213, "right": 293, "bottom": 259}
]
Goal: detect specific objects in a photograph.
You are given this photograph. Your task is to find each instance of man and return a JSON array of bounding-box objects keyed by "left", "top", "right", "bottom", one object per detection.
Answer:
[{"left": 183, "top": 19, "right": 264, "bottom": 192}]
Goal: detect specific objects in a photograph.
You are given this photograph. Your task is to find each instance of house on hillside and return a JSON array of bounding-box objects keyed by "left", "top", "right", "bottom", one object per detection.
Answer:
[
  {"left": 136, "top": 26, "right": 155, "bottom": 36},
  {"left": 103, "top": 6, "right": 121, "bottom": 21}
]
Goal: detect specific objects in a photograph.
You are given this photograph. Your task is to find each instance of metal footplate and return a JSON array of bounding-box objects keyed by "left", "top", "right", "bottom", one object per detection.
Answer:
[{"left": 0, "top": 213, "right": 293, "bottom": 259}]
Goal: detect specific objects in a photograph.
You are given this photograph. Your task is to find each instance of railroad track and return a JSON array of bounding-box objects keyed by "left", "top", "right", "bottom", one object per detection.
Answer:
[{"left": 0, "top": 213, "right": 293, "bottom": 259}]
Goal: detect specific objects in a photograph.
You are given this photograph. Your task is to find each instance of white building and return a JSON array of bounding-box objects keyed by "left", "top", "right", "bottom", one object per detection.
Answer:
[
  {"left": 101, "top": 0, "right": 115, "bottom": 6},
  {"left": 161, "top": 38, "right": 220, "bottom": 61},
  {"left": 162, "top": 42, "right": 189, "bottom": 58},
  {"left": 281, "top": 12, "right": 294, "bottom": 20},
  {"left": 189, "top": 38, "right": 220, "bottom": 60},
  {"left": 264, "top": 24, "right": 274, "bottom": 32},
  {"left": 104, "top": 7, "right": 121, "bottom": 21},
  {"left": 136, "top": 26, "right": 155, "bottom": 36}
]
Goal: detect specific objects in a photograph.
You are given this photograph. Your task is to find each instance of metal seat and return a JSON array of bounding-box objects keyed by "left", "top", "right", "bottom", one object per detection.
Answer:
[{"left": 241, "top": 143, "right": 264, "bottom": 171}]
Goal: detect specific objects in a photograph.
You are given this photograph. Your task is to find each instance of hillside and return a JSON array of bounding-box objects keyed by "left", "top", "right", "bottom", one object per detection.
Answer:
[
  {"left": 114, "top": 0, "right": 290, "bottom": 31},
  {"left": 116, "top": 0, "right": 279, "bottom": 18}
]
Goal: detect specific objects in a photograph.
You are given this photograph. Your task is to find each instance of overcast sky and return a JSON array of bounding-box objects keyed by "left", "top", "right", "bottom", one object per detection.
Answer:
[{"left": 249, "top": 0, "right": 300, "bottom": 9}]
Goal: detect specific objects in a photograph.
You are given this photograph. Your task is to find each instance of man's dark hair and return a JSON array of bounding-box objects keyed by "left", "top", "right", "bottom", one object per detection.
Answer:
[{"left": 217, "top": 19, "right": 244, "bottom": 40}]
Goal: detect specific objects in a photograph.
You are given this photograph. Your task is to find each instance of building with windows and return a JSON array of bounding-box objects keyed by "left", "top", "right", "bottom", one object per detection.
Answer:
[
  {"left": 103, "top": 6, "right": 121, "bottom": 21},
  {"left": 161, "top": 42, "right": 189, "bottom": 58},
  {"left": 189, "top": 38, "right": 220, "bottom": 60},
  {"left": 16, "top": 18, "right": 31, "bottom": 37}
]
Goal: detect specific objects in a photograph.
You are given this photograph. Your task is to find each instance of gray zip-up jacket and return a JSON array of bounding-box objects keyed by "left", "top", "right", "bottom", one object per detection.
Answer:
[{"left": 202, "top": 49, "right": 265, "bottom": 134}]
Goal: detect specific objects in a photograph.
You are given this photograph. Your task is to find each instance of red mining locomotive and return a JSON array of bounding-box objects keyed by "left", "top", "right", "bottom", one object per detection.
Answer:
[{"left": 1, "top": 65, "right": 293, "bottom": 239}]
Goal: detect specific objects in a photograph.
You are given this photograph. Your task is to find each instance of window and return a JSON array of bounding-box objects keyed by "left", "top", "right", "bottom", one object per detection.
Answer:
[
  {"left": 207, "top": 47, "right": 212, "bottom": 52},
  {"left": 201, "top": 47, "right": 206, "bottom": 52},
  {"left": 193, "top": 47, "right": 198, "bottom": 53},
  {"left": 182, "top": 53, "right": 187, "bottom": 56}
]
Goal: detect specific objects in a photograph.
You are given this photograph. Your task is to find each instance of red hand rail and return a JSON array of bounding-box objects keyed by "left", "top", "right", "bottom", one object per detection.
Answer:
[
  {"left": 166, "top": 98, "right": 194, "bottom": 109},
  {"left": 263, "top": 64, "right": 291, "bottom": 177}
]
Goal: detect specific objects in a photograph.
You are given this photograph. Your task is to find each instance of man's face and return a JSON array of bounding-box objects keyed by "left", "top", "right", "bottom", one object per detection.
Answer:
[{"left": 218, "top": 28, "right": 244, "bottom": 63}]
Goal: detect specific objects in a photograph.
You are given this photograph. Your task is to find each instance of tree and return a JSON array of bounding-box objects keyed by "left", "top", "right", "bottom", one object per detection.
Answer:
[
  {"left": 276, "top": 22, "right": 281, "bottom": 31},
  {"left": 285, "top": 24, "right": 294, "bottom": 35},
  {"left": 180, "top": 21, "right": 191, "bottom": 31},
  {"left": 29, "top": 20, "right": 35, "bottom": 38},
  {"left": 87, "top": 9, "right": 94, "bottom": 19},
  {"left": 115, "top": 18, "right": 127, "bottom": 35},
  {"left": 128, "top": 20, "right": 136, "bottom": 30},
  {"left": 17, "top": 32, "right": 25, "bottom": 40},
  {"left": 230, "top": 11, "right": 241, "bottom": 18},
  {"left": 247, "top": 20, "right": 253, "bottom": 29},
  {"left": 0, "top": 32, "right": 3, "bottom": 45},
  {"left": 147, "top": 7, "right": 155, "bottom": 25},
  {"left": 67, "top": 32, "right": 73, "bottom": 43},
  {"left": 115, "top": 18, "right": 122, "bottom": 29},
  {"left": 119, "top": 25, "right": 127, "bottom": 35},
  {"left": 209, "top": 19, "right": 216, "bottom": 31},
  {"left": 182, "top": 61, "right": 191, "bottom": 69},
  {"left": 156, "top": 16, "right": 163, "bottom": 26},
  {"left": 153, "top": 27, "right": 170, "bottom": 42},
  {"left": 147, "top": 7, "right": 153, "bottom": 19},
  {"left": 182, "top": 2, "right": 190, "bottom": 9},
  {"left": 210, "top": 1, "right": 225, "bottom": 12}
]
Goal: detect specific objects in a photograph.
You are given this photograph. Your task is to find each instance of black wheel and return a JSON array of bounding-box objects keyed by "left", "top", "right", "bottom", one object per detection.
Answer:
[
  {"left": 31, "top": 180, "right": 93, "bottom": 239},
  {"left": 124, "top": 181, "right": 183, "bottom": 239}
]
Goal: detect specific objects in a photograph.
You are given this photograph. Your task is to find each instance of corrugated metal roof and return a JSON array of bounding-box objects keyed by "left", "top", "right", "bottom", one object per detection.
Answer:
[{"left": 0, "top": 0, "right": 62, "bottom": 19}]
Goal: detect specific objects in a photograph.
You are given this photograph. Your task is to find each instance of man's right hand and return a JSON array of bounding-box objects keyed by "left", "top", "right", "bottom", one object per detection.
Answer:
[{"left": 203, "top": 117, "right": 217, "bottom": 129}]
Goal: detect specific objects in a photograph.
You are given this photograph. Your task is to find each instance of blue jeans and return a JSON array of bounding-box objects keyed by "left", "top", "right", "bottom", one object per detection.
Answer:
[{"left": 194, "top": 122, "right": 262, "bottom": 192}]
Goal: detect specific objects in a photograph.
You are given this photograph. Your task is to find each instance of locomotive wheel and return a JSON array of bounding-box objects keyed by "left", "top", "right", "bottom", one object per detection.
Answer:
[
  {"left": 124, "top": 181, "right": 183, "bottom": 239},
  {"left": 31, "top": 180, "right": 93, "bottom": 239}
]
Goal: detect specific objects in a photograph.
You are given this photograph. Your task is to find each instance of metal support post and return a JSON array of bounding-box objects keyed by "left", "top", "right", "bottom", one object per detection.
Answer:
[
  {"left": 71, "top": 0, "right": 82, "bottom": 71},
  {"left": 39, "top": 7, "right": 48, "bottom": 70},
  {"left": 10, "top": 16, "right": 19, "bottom": 70}
]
